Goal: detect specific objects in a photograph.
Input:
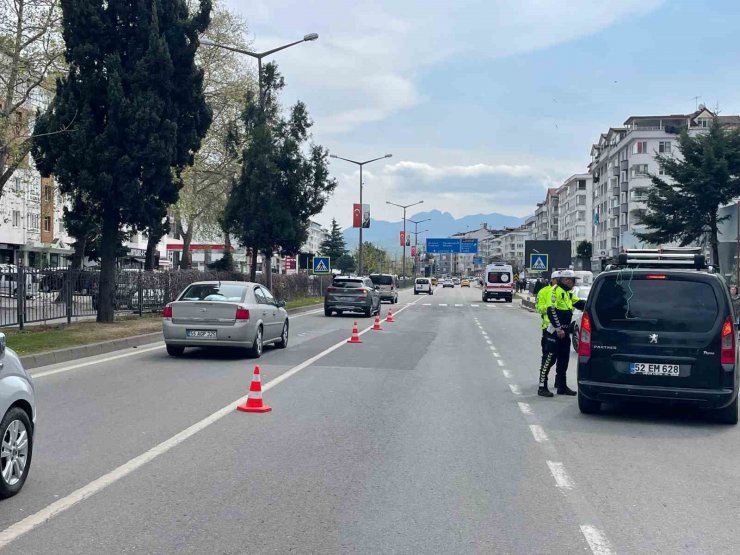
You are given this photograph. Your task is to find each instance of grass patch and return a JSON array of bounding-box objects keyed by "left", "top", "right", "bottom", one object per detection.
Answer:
[
  {"left": 286, "top": 297, "right": 323, "bottom": 310},
  {"left": 5, "top": 314, "right": 163, "bottom": 356}
]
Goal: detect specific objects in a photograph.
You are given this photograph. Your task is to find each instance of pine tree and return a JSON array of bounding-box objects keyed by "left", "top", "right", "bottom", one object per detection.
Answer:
[
  {"left": 32, "top": 0, "right": 212, "bottom": 321},
  {"left": 635, "top": 119, "right": 740, "bottom": 272},
  {"left": 319, "top": 219, "right": 347, "bottom": 260}
]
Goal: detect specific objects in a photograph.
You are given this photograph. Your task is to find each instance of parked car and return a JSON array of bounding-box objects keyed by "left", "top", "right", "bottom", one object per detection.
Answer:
[
  {"left": 324, "top": 276, "right": 381, "bottom": 317},
  {"left": 163, "top": 281, "right": 289, "bottom": 358},
  {"left": 0, "top": 332, "right": 35, "bottom": 498},
  {"left": 369, "top": 273, "right": 399, "bottom": 304},
  {"left": 577, "top": 249, "right": 739, "bottom": 424},
  {"left": 0, "top": 266, "right": 39, "bottom": 299},
  {"left": 414, "top": 277, "right": 433, "bottom": 295}
]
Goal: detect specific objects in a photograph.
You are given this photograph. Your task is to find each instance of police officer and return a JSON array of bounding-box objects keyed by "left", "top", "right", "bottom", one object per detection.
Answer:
[
  {"left": 538, "top": 270, "right": 585, "bottom": 397},
  {"left": 536, "top": 271, "right": 559, "bottom": 395}
]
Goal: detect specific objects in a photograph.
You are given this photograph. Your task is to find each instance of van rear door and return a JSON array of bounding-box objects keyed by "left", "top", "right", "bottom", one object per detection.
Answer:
[{"left": 585, "top": 274, "right": 725, "bottom": 390}]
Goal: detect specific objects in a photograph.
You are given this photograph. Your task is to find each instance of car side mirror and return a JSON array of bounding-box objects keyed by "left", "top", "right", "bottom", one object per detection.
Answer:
[
  {"left": 0, "top": 332, "right": 6, "bottom": 357},
  {"left": 277, "top": 299, "right": 286, "bottom": 308}
]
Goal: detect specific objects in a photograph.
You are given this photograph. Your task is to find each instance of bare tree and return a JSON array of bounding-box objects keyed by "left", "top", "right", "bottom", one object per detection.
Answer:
[
  {"left": 0, "top": 0, "right": 64, "bottom": 194},
  {"left": 173, "top": 0, "right": 253, "bottom": 269}
]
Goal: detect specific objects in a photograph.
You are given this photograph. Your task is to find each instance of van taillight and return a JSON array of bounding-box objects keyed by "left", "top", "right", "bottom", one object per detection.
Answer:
[
  {"left": 162, "top": 305, "right": 172, "bottom": 318},
  {"left": 578, "top": 312, "right": 592, "bottom": 357},
  {"left": 721, "top": 315, "right": 735, "bottom": 364},
  {"left": 236, "top": 308, "right": 250, "bottom": 320},
  {"left": 645, "top": 274, "right": 667, "bottom": 280}
]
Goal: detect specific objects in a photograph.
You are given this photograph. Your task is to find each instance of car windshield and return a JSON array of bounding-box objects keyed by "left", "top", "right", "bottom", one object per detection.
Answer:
[
  {"left": 416, "top": 279, "right": 429, "bottom": 284},
  {"left": 370, "top": 275, "right": 393, "bottom": 285},
  {"left": 488, "top": 272, "right": 510, "bottom": 283},
  {"left": 593, "top": 276, "right": 719, "bottom": 332},
  {"left": 332, "top": 279, "right": 364, "bottom": 289},
  {"left": 180, "top": 284, "right": 246, "bottom": 302}
]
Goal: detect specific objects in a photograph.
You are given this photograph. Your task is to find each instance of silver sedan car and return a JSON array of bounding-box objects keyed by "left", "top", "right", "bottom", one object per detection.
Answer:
[
  {"left": 0, "top": 332, "right": 36, "bottom": 499},
  {"left": 163, "top": 281, "right": 289, "bottom": 358}
]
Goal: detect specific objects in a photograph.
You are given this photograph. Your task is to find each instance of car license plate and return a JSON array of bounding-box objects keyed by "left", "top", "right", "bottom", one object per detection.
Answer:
[
  {"left": 186, "top": 329, "right": 216, "bottom": 339},
  {"left": 629, "top": 362, "right": 680, "bottom": 376}
]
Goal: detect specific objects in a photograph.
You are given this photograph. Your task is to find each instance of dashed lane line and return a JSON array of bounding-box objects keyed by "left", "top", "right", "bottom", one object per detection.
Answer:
[
  {"left": 496, "top": 359, "right": 504, "bottom": 367},
  {"left": 529, "top": 424, "right": 548, "bottom": 443},
  {"left": 580, "top": 526, "right": 616, "bottom": 555},
  {"left": 546, "top": 461, "right": 574, "bottom": 490},
  {"left": 517, "top": 402, "right": 533, "bottom": 415},
  {"left": 502, "top": 369, "right": 511, "bottom": 379},
  {"left": 508, "top": 383, "right": 521, "bottom": 395}
]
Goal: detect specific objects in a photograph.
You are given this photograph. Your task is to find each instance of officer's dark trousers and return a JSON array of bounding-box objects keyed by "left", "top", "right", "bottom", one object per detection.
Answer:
[
  {"left": 539, "top": 330, "right": 571, "bottom": 387},
  {"left": 553, "top": 333, "right": 572, "bottom": 388}
]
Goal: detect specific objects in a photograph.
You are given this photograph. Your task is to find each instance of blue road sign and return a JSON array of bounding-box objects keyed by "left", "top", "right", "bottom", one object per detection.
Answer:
[
  {"left": 460, "top": 239, "right": 479, "bottom": 254},
  {"left": 473, "top": 256, "right": 484, "bottom": 265},
  {"left": 426, "top": 238, "right": 479, "bottom": 254},
  {"left": 529, "top": 253, "right": 549, "bottom": 271},
  {"left": 312, "top": 256, "right": 331, "bottom": 274}
]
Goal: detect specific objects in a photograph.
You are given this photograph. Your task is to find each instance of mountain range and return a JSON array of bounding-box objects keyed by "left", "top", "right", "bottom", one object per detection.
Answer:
[{"left": 342, "top": 210, "right": 525, "bottom": 253}]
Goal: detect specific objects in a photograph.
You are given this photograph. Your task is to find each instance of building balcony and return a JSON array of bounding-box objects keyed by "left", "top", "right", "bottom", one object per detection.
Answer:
[
  {"left": 612, "top": 167, "right": 619, "bottom": 177},
  {"left": 620, "top": 182, "right": 629, "bottom": 192},
  {"left": 621, "top": 224, "right": 629, "bottom": 233},
  {"left": 611, "top": 228, "right": 620, "bottom": 238},
  {"left": 620, "top": 160, "right": 629, "bottom": 170},
  {"left": 611, "top": 185, "right": 620, "bottom": 196},
  {"left": 621, "top": 202, "right": 628, "bottom": 213}
]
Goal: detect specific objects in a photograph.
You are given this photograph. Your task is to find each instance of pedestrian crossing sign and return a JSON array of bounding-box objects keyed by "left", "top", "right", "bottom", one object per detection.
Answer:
[
  {"left": 530, "top": 254, "right": 548, "bottom": 271},
  {"left": 312, "top": 256, "right": 331, "bottom": 274}
]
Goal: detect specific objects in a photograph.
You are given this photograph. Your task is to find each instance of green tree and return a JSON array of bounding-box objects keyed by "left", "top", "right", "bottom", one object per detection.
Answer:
[
  {"left": 576, "top": 240, "right": 592, "bottom": 260},
  {"left": 335, "top": 253, "right": 355, "bottom": 274},
  {"left": 224, "top": 63, "right": 336, "bottom": 289},
  {"left": 356, "top": 241, "right": 388, "bottom": 274},
  {"left": 635, "top": 119, "right": 740, "bottom": 271},
  {"left": 319, "top": 218, "right": 347, "bottom": 259},
  {"left": 32, "top": 0, "right": 212, "bottom": 322}
]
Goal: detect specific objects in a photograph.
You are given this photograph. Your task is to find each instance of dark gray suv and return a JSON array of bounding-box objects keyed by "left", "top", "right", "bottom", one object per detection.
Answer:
[
  {"left": 324, "top": 276, "right": 381, "bottom": 317},
  {"left": 577, "top": 254, "right": 738, "bottom": 424}
]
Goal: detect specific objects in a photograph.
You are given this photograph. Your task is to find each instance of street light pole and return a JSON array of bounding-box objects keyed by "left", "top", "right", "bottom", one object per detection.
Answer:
[
  {"left": 200, "top": 33, "right": 319, "bottom": 279},
  {"left": 330, "top": 154, "right": 392, "bottom": 275},
  {"left": 407, "top": 218, "right": 431, "bottom": 278},
  {"left": 386, "top": 200, "right": 424, "bottom": 279}
]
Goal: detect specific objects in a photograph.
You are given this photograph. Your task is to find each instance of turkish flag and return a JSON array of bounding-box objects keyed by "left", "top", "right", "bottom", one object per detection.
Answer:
[
  {"left": 411, "top": 246, "right": 417, "bottom": 257},
  {"left": 399, "top": 231, "right": 406, "bottom": 246},
  {"left": 353, "top": 204, "right": 362, "bottom": 228}
]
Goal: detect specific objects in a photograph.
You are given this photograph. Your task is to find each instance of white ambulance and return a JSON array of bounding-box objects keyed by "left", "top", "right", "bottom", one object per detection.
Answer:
[{"left": 482, "top": 263, "right": 514, "bottom": 303}]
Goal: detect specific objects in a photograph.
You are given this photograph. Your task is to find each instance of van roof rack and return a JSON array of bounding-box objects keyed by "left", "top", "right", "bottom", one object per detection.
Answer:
[{"left": 606, "top": 247, "right": 713, "bottom": 272}]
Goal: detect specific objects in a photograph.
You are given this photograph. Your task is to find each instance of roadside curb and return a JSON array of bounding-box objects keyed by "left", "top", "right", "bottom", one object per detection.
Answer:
[
  {"left": 18, "top": 302, "right": 325, "bottom": 370},
  {"left": 521, "top": 299, "right": 536, "bottom": 312}
]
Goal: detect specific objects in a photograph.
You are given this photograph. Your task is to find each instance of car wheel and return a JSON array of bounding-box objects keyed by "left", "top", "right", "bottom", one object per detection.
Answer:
[
  {"left": 364, "top": 306, "right": 372, "bottom": 318},
  {"left": 414, "top": 291, "right": 418, "bottom": 295},
  {"left": 713, "top": 395, "right": 738, "bottom": 425},
  {"left": 571, "top": 327, "right": 579, "bottom": 352},
  {"left": 324, "top": 307, "right": 332, "bottom": 317},
  {"left": 276, "top": 321, "right": 289, "bottom": 349},
  {"left": 578, "top": 394, "right": 601, "bottom": 415},
  {"left": 166, "top": 345, "right": 184, "bottom": 357},
  {"left": 0, "top": 407, "right": 33, "bottom": 499},
  {"left": 248, "top": 326, "right": 263, "bottom": 358},
  {"left": 506, "top": 297, "right": 513, "bottom": 303}
]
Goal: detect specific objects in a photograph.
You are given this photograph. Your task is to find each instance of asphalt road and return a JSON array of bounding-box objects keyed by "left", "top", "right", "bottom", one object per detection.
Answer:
[{"left": 2, "top": 284, "right": 740, "bottom": 553}]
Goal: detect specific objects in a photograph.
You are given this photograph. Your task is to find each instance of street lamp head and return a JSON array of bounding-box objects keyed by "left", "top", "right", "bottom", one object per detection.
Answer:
[
  {"left": 199, "top": 38, "right": 215, "bottom": 46},
  {"left": 329, "top": 154, "right": 338, "bottom": 159},
  {"left": 384, "top": 154, "right": 393, "bottom": 158},
  {"left": 304, "top": 33, "right": 319, "bottom": 41}
]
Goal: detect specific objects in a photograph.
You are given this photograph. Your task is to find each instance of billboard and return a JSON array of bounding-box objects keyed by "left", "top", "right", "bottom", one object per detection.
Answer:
[{"left": 524, "top": 240, "right": 571, "bottom": 276}]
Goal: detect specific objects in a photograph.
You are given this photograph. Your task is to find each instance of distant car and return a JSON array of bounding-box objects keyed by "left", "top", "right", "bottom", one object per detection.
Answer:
[
  {"left": 324, "top": 276, "right": 381, "bottom": 317},
  {"left": 431, "top": 277, "right": 439, "bottom": 286},
  {"left": 369, "top": 273, "right": 399, "bottom": 304},
  {"left": 414, "top": 277, "right": 433, "bottom": 295},
  {"left": 442, "top": 279, "right": 454, "bottom": 288},
  {"left": 453, "top": 278, "right": 460, "bottom": 285},
  {"left": 163, "top": 281, "right": 288, "bottom": 358},
  {"left": 0, "top": 332, "right": 35, "bottom": 499},
  {"left": 460, "top": 279, "right": 470, "bottom": 288}
]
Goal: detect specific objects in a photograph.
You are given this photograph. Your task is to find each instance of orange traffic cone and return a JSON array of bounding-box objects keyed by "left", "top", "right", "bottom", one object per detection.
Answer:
[
  {"left": 236, "top": 366, "right": 272, "bottom": 413},
  {"left": 385, "top": 308, "right": 395, "bottom": 323},
  {"left": 347, "top": 321, "right": 363, "bottom": 343},
  {"left": 372, "top": 314, "right": 383, "bottom": 331}
]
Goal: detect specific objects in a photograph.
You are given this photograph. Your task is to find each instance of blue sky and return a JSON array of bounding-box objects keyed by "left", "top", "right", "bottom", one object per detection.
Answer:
[{"left": 223, "top": 0, "right": 740, "bottom": 228}]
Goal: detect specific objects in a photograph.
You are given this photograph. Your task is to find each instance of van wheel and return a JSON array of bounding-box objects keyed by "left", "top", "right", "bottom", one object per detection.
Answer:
[
  {"left": 578, "top": 394, "right": 601, "bottom": 415},
  {"left": 324, "top": 307, "right": 332, "bottom": 317},
  {"left": 713, "top": 396, "right": 738, "bottom": 425},
  {"left": 166, "top": 345, "right": 184, "bottom": 357}
]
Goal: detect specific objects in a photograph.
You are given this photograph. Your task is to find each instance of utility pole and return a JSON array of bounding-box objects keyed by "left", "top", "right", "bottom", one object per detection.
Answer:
[{"left": 386, "top": 200, "right": 424, "bottom": 279}]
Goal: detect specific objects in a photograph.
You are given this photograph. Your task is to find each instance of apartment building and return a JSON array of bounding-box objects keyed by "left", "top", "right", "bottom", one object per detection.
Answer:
[
  {"left": 588, "top": 106, "right": 738, "bottom": 267},
  {"left": 498, "top": 226, "right": 529, "bottom": 267},
  {"left": 557, "top": 174, "right": 592, "bottom": 257},
  {"left": 532, "top": 188, "right": 559, "bottom": 240}
]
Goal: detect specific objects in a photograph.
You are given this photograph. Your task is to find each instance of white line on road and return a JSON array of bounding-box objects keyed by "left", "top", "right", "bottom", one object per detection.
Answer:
[
  {"left": 546, "top": 461, "right": 574, "bottom": 490},
  {"left": 508, "top": 383, "right": 521, "bottom": 395},
  {"left": 0, "top": 297, "right": 424, "bottom": 550},
  {"left": 580, "top": 525, "right": 616, "bottom": 555},
  {"left": 492, "top": 351, "right": 500, "bottom": 358},
  {"left": 423, "top": 303, "right": 431, "bottom": 306},
  {"left": 454, "top": 303, "right": 463, "bottom": 307},
  {"left": 496, "top": 359, "right": 504, "bottom": 366},
  {"left": 489, "top": 346, "right": 496, "bottom": 351},
  {"left": 486, "top": 339, "right": 492, "bottom": 345},
  {"left": 32, "top": 344, "right": 166, "bottom": 379},
  {"left": 517, "top": 402, "right": 533, "bottom": 415},
  {"left": 529, "top": 425, "right": 548, "bottom": 443},
  {"left": 470, "top": 304, "right": 480, "bottom": 307},
  {"left": 438, "top": 303, "right": 448, "bottom": 307},
  {"left": 502, "top": 369, "right": 511, "bottom": 379}
]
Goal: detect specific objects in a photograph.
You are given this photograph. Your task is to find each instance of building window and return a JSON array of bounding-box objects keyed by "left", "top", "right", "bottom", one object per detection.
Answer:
[
  {"left": 658, "top": 141, "right": 671, "bottom": 153},
  {"left": 632, "top": 141, "right": 648, "bottom": 154},
  {"left": 43, "top": 186, "right": 53, "bottom": 202},
  {"left": 58, "top": 219, "right": 64, "bottom": 233},
  {"left": 631, "top": 164, "right": 649, "bottom": 177},
  {"left": 659, "top": 166, "right": 666, "bottom": 175},
  {"left": 12, "top": 210, "right": 20, "bottom": 227},
  {"left": 43, "top": 216, "right": 51, "bottom": 232},
  {"left": 27, "top": 213, "right": 39, "bottom": 230},
  {"left": 577, "top": 180, "right": 586, "bottom": 190},
  {"left": 14, "top": 177, "right": 21, "bottom": 193}
]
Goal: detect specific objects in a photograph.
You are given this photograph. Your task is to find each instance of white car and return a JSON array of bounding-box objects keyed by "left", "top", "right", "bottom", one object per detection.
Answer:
[{"left": 414, "top": 278, "right": 433, "bottom": 295}]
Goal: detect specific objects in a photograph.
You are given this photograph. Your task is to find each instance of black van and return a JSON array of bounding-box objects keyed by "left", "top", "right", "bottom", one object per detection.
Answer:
[{"left": 577, "top": 251, "right": 738, "bottom": 424}]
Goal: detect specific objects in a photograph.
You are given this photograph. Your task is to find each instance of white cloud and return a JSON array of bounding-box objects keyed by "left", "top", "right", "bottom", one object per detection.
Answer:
[{"left": 386, "top": 161, "right": 541, "bottom": 181}]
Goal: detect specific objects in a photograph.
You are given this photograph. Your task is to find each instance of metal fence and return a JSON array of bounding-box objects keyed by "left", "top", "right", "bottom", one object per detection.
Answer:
[{"left": 0, "top": 267, "right": 330, "bottom": 329}]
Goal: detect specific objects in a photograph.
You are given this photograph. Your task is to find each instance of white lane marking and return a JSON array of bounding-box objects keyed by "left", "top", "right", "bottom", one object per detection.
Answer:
[
  {"left": 470, "top": 304, "right": 480, "bottom": 307},
  {"left": 290, "top": 308, "right": 324, "bottom": 319},
  {"left": 529, "top": 425, "right": 548, "bottom": 443},
  {"left": 438, "top": 303, "right": 448, "bottom": 307},
  {"left": 547, "top": 461, "right": 574, "bottom": 490},
  {"left": 496, "top": 359, "right": 504, "bottom": 366},
  {"left": 580, "top": 525, "right": 616, "bottom": 555},
  {"left": 492, "top": 351, "right": 500, "bottom": 358},
  {"left": 454, "top": 303, "right": 463, "bottom": 307},
  {"left": 486, "top": 339, "right": 493, "bottom": 345},
  {"left": 508, "top": 383, "right": 521, "bottom": 395},
  {"left": 502, "top": 369, "right": 511, "bottom": 379},
  {"left": 32, "top": 344, "right": 165, "bottom": 379},
  {"left": 423, "top": 303, "right": 432, "bottom": 306},
  {"left": 0, "top": 298, "right": 423, "bottom": 549},
  {"left": 517, "top": 402, "right": 533, "bottom": 415},
  {"left": 489, "top": 346, "right": 496, "bottom": 351}
]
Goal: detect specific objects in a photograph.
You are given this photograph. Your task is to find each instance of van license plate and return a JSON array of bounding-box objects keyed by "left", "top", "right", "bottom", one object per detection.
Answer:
[
  {"left": 629, "top": 363, "right": 679, "bottom": 376},
  {"left": 186, "top": 330, "right": 216, "bottom": 339}
]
